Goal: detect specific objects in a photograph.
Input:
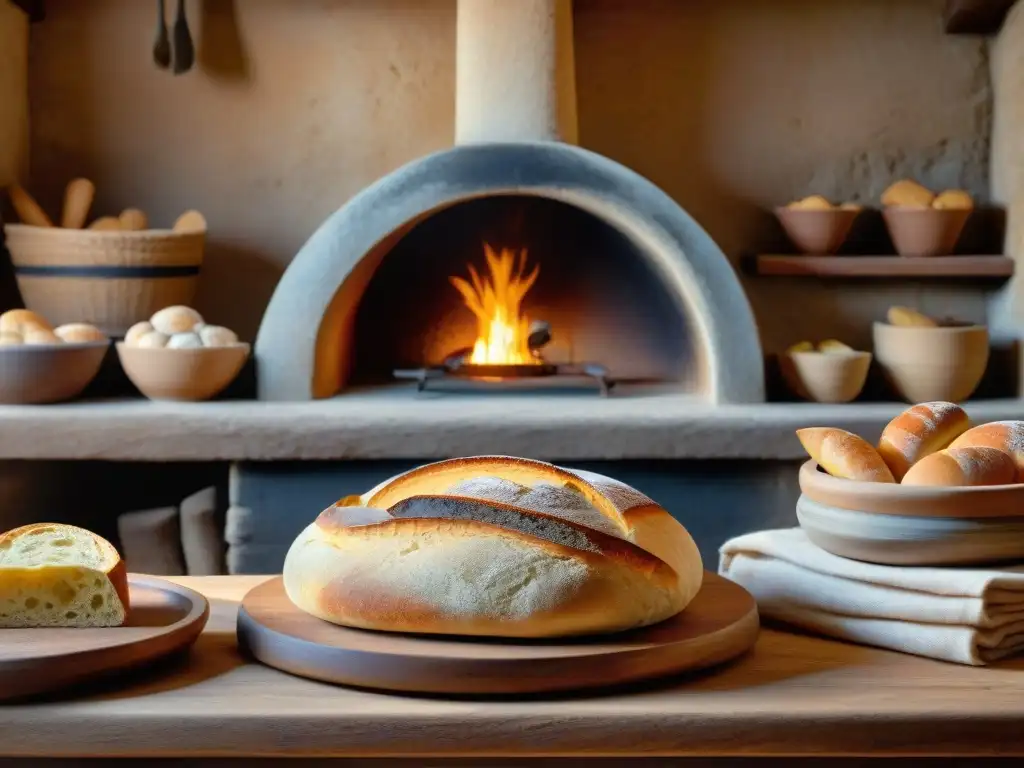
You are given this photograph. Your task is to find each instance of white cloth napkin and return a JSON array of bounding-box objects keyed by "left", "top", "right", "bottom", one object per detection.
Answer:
[{"left": 719, "top": 528, "right": 1024, "bottom": 665}]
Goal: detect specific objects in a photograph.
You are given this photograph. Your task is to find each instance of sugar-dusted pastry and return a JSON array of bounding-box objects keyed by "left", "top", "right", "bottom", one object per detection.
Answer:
[
  {"left": 881, "top": 179, "right": 935, "bottom": 208},
  {"left": 198, "top": 325, "right": 238, "bottom": 347},
  {"left": 949, "top": 421, "right": 1024, "bottom": 473},
  {"left": 150, "top": 306, "right": 204, "bottom": 336},
  {"left": 0, "top": 308, "right": 51, "bottom": 336},
  {"left": 932, "top": 189, "right": 974, "bottom": 210},
  {"left": 887, "top": 305, "right": 938, "bottom": 328},
  {"left": 135, "top": 330, "right": 170, "bottom": 349},
  {"left": 0, "top": 523, "right": 129, "bottom": 628},
  {"left": 22, "top": 328, "right": 61, "bottom": 345},
  {"left": 796, "top": 427, "right": 896, "bottom": 483},
  {"left": 166, "top": 331, "right": 203, "bottom": 349},
  {"left": 877, "top": 401, "right": 970, "bottom": 481},
  {"left": 787, "top": 195, "right": 833, "bottom": 211},
  {"left": 901, "top": 446, "right": 1017, "bottom": 487},
  {"left": 54, "top": 323, "right": 107, "bottom": 344}
]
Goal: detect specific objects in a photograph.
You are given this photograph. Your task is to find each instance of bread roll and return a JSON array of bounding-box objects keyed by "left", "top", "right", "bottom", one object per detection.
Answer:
[
  {"left": 124, "top": 321, "right": 154, "bottom": 347},
  {"left": 949, "top": 421, "right": 1024, "bottom": 473},
  {"left": 136, "top": 330, "right": 170, "bottom": 349},
  {"left": 887, "top": 306, "right": 937, "bottom": 328},
  {"left": 818, "top": 339, "right": 854, "bottom": 353},
  {"left": 0, "top": 308, "right": 51, "bottom": 335},
  {"left": 198, "top": 324, "right": 238, "bottom": 347},
  {"left": 22, "top": 328, "right": 61, "bottom": 345},
  {"left": 0, "top": 523, "right": 129, "bottom": 627},
  {"left": 796, "top": 427, "right": 895, "bottom": 483},
  {"left": 167, "top": 331, "right": 203, "bottom": 349},
  {"left": 283, "top": 457, "right": 703, "bottom": 638},
  {"left": 150, "top": 306, "right": 203, "bottom": 336},
  {"left": 901, "top": 446, "right": 1017, "bottom": 487},
  {"left": 932, "top": 189, "right": 974, "bottom": 210},
  {"left": 787, "top": 195, "right": 833, "bottom": 211},
  {"left": 118, "top": 208, "right": 148, "bottom": 231},
  {"left": 54, "top": 323, "right": 107, "bottom": 344},
  {"left": 877, "top": 401, "right": 970, "bottom": 481},
  {"left": 881, "top": 179, "right": 935, "bottom": 208},
  {"left": 0, "top": 332, "right": 22, "bottom": 346}
]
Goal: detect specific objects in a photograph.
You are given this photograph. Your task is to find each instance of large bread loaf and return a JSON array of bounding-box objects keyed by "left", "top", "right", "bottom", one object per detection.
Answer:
[{"left": 283, "top": 456, "right": 703, "bottom": 638}]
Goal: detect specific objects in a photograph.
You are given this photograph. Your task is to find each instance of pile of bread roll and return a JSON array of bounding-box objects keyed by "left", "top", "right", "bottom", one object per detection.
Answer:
[
  {"left": 283, "top": 456, "right": 704, "bottom": 638},
  {"left": 788, "top": 338, "right": 859, "bottom": 354},
  {"left": 0, "top": 309, "right": 106, "bottom": 347},
  {"left": 881, "top": 180, "right": 973, "bottom": 211},
  {"left": 6, "top": 178, "right": 206, "bottom": 233},
  {"left": 798, "top": 401, "right": 1023, "bottom": 487},
  {"left": 123, "top": 306, "right": 238, "bottom": 350},
  {"left": 785, "top": 195, "right": 862, "bottom": 212},
  {"left": 0, "top": 523, "right": 128, "bottom": 628}
]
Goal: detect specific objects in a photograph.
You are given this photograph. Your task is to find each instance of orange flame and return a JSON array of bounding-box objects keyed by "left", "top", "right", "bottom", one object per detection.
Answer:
[{"left": 449, "top": 244, "right": 540, "bottom": 365}]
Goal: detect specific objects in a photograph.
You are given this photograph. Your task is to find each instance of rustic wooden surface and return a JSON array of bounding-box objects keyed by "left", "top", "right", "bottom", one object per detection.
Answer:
[
  {"left": 4, "top": 575, "right": 1024, "bottom": 758},
  {"left": 0, "top": 575, "right": 208, "bottom": 700},
  {"left": 753, "top": 254, "right": 1015, "bottom": 278},
  {"left": 236, "top": 573, "right": 759, "bottom": 695}
]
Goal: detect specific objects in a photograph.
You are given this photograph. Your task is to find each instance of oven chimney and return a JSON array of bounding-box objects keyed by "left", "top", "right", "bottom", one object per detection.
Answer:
[{"left": 455, "top": 0, "right": 579, "bottom": 145}]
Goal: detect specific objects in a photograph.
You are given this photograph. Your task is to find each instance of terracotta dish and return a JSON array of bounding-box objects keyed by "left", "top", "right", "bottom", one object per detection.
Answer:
[
  {"left": 116, "top": 342, "right": 249, "bottom": 401},
  {"left": 882, "top": 207, "right": 971, "bottom": 257},
  {"left": 774, "top": 207, "right": 860, "bottom": 254},
  {"left": 779, "top": 350, "right": 871, "bottom": 403},
  {"left": 0, "top": 340, "right": 108, "bottom": 404},
  {"left": 872, "top": 322, "right": 988, "bottom": 403}
]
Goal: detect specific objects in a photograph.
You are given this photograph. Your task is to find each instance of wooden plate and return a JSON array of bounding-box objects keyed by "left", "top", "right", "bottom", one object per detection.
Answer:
[
  {"left": 799, "top": 459, "right": 1024, "bottom": 518},
  {"left": 0, "top": 575, "right": 209, "bottom": 701},
  {"left": 237, "top": 571, "right": 759, "bottom": 695}
]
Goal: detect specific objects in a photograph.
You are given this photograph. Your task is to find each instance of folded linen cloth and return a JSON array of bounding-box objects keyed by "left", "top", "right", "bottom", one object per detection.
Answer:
[{"left": 719, "top": 527, "right": 1024, "bottom": 665}]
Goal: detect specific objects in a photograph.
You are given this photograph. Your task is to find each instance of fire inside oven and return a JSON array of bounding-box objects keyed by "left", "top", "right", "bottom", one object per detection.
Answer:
[{"left": 393, "top": 244, "right": 614, "bottom": 395}]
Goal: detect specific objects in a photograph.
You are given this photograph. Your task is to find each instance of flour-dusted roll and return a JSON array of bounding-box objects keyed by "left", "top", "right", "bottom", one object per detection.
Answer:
[
  {"left": 283, "top": 456, "right": 703, "bottom": 638},
  {"left": 949, "top": 421, "right": 1024, "bottom": 473},
  {"left": 796, "top": 427, "right": 895, "bottom": 483},
  {"left": 877, "top": 401, "right": 970, "bottom": 481},
  {"left": 0, "top": 523, "right": 129, "bottom": 628},
  {"left": 901, "top": 446, "right": 1018, "bottom": 487}
]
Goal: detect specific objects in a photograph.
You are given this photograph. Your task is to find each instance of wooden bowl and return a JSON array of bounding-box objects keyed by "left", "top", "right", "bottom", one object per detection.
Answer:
[
  {"left": 779, "top": 350, "right": 871, "bottom": 403},
  {"left": 0, "top": 341, "right": 109, "bottom": 404},
  {"left": 797, "top": 460, "right": 1024, "bottom": 565},
  {"left": 774, "top": 207, "right": 860, "bottom": 254},
  {"left": 4, "top": 224, "right": 205, "bottom": 337},
  {"left": 872, "top": 322, "right": 988, "bottom": 403},
  {"left": 116, "top": 342, "right": 249, "bottom": 402},
  {"left": 881, "top": 207, "right": 970, "bottom": 257}
]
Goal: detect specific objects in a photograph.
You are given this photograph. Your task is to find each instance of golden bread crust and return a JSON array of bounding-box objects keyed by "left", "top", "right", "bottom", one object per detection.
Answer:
[{"left": 877, "top": 402, "right": 970, "bottom": 481}]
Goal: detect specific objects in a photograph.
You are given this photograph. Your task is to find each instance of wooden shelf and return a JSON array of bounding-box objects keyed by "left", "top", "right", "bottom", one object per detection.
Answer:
[
  {"left": 752, "top": 255, "right": 1015, "bottom": 279},
  {"left": 944, "top": 0, "right": 1017, "bottom": 34}
]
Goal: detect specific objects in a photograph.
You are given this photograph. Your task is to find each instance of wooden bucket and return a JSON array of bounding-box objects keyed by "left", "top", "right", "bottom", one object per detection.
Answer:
[{"left": 4, "top": 224, "right": 205, "bottom": 337}]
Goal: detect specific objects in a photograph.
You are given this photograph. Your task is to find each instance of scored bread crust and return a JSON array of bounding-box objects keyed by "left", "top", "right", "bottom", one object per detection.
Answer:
[
  {"left": 286, "top": 457, "right": 704, "bottom": 638},
  {"left": 877, "top": 402, "right": 970, "bottom": 481},
  {"left": 0, "top": 522, "right": 129, "bottom": 627}
]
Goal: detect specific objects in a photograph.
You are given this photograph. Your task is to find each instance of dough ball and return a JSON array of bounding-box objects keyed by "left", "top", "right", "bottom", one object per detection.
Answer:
[
  {"left": 166, "top": 332, "right": 203, "bottom": 349},
  {"left": 136, "top": 331, "right": 169, "bottom": 349},
  {"left": 54, "top": 323, "right": 107, "bottom": 344},
  {"left": 124, "top": 321, "right": 154, "bottom": 347},
  {"left": 150, "top": 306, "right": 204, "bottom": 336},
  {"left": 198, "top": 325, "right": 238, "bottom": 347},
  {"left": 0, "top": 309, "right": 52, "bottom": 335},
  {"left": 0, "top": 332, "right": 23, "bottom": 347},
  {"left": 23, "top": 328, "right": 62, "bottom": 345}
]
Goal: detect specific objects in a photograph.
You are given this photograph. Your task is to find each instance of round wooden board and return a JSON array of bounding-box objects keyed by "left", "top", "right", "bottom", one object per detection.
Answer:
[
  {"left": 237, "top": 571, "right": 760, "bottom": 695},
  {"left": 0, "top": 575, "right": 209, "bottom": 701}
]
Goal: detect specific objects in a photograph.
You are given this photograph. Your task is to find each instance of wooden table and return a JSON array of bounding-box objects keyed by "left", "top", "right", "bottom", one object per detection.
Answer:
[{"left": 3, "top": 575, "right": 1024, "bottom": 759}]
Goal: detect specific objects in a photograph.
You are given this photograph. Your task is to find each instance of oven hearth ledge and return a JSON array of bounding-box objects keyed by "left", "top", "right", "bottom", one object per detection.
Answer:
[{"left": 0, "top": 394, "right": 1022, "bottom": 461}]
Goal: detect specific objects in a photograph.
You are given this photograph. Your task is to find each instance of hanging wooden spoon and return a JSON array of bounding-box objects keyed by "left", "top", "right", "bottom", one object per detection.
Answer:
[
  {"left": 7, "top": 184, "right": 53, "bottom": 227},
  {"left": 153, "top": 0, "right": 171, "bottom": 70},
  {"left": 60, "top": 178, "right": 95, "bottom": 228},
  {"left": 172, "top": 0, "right": 194, "bottom": 75}
]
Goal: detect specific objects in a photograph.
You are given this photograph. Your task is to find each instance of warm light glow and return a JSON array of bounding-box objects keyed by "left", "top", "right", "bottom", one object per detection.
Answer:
[{"left": 450, "top": 244, "right": 540, "bottom": 365}]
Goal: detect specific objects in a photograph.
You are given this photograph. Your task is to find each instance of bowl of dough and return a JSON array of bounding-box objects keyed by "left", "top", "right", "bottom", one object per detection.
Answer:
[
  {"left": 795, "top": 400, "right": 1024, "bottom": 566},
  {"left": 774, "top": 195, "right": 863, "bottom": 254},
  {"left": 115, "top": 305, "right": 249, "bottom": 401},
  {"left": 0, "top": 309, "right": 109, "bottom": 404},
  {"left": 779, "top": 338, "right": 871, "bottom": 403},
  {"left": 880, "top": 179, "right": 973, "bottom": 257},
  {"left": 280, "top": 456, "right": 706, "bottom": 639}
]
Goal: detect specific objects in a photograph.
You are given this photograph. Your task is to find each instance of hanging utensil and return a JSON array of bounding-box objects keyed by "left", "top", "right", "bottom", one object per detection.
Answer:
[
  {"left": 172, "top": 0, "right": 195, "bottom": 75},
  {"left": 153, "top": 0, "right": 171, "bottom": 70}
]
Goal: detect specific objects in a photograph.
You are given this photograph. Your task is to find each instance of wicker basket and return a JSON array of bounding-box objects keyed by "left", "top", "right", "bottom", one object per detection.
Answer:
[{"left": 4, "top": 224, "right": 205, "bottom": 337}]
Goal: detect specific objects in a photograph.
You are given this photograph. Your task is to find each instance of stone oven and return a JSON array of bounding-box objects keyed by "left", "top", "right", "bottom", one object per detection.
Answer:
[{"left": 254, "top": 0, "right": 764, "bottom": 404}]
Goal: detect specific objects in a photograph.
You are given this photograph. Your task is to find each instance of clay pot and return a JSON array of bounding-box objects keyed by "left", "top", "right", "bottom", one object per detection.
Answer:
[
  {"left": 871, "top": 322, "right": 988, "bottom": 403},
  {"left": 881, "top": 207, "right": 971, "bottom": 257},
  {"left": 0, "top": 341, "right": 109, "bottom": 404},
  {"left": 774, "top": 207, "right": 860, "bottom": 254},
  {"left": 779, "top": 350, "right": 871, "bottom": 403},
  {"left": 116, "top": 342, "right": 250, "bottom": 401}
]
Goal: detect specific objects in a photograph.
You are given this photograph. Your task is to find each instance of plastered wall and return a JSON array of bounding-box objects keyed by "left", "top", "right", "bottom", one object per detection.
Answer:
[{"left": 22, "top": 0, "right": 995, "bottom": 352}]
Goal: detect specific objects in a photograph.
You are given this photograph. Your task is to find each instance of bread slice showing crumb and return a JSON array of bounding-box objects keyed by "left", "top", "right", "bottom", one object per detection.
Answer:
[{"left": 0, "top": 523, "right": 128, "bottom": 628}]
